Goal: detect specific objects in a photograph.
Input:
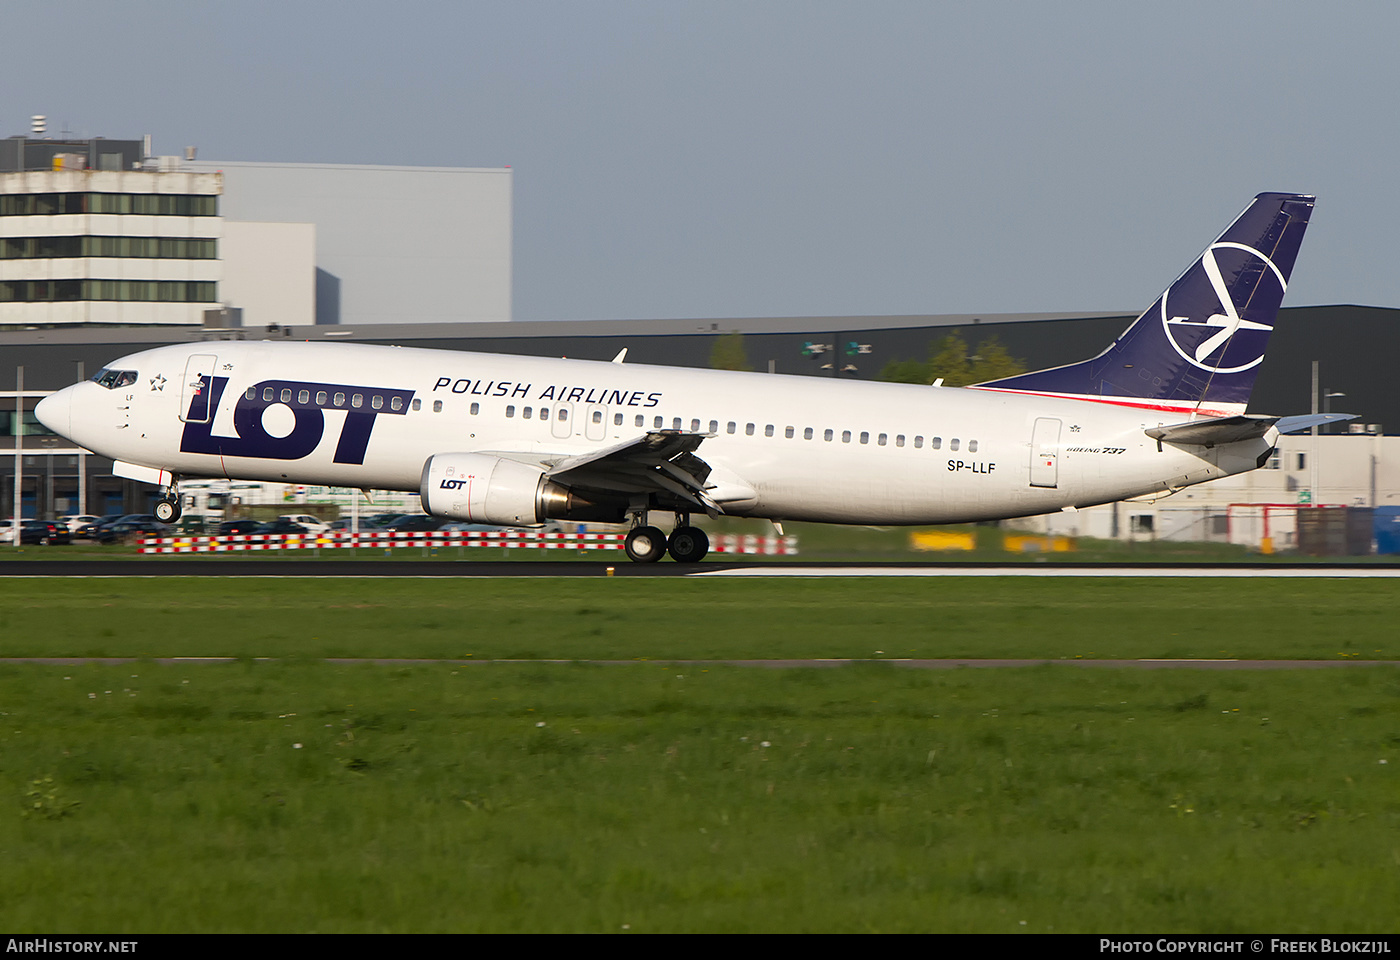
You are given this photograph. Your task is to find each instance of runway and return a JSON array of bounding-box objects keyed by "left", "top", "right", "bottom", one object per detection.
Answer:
[{"left": 2, "top": 559, "right": 1399, "bottom": 577}]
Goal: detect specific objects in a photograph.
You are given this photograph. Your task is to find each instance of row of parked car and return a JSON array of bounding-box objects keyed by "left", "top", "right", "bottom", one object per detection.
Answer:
[
  {"left": 0, "top": 514, "right": 181, "bottom": 545},
  {"left": 0, "top": 518, "right": 77, "bottom": 545},
  {"left": 1, "top": 512, "right": 479, "bottom": 546},
  {"left": 213, "top": 513, "right": 468, "bottom": 536}
]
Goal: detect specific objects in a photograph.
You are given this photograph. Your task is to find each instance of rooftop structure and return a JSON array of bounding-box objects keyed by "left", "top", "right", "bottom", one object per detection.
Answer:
[{"left": 1, "top": 126, "right": 511, "bottom": 329}]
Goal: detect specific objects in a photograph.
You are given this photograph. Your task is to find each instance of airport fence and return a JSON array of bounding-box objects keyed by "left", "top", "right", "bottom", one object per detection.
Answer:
[{"left": 137, "top": 530, "right": 799, "bottom": 557}]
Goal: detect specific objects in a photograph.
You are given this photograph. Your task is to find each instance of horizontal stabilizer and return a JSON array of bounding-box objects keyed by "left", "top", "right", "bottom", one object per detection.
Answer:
[
  {"left": 1273, "top": 413, "right": 1359, "bottom": 435},
  {"left": 1145, "top": 412, "right": 1360, "bottom": 446},
  {"left": 1145, "top": 415, "right": 1280, "bottom": 446}
]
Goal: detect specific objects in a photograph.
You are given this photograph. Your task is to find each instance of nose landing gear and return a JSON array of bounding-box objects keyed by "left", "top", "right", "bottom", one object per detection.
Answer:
[{"left": 154, "top": 480, "right": 183, "bottom": 524}]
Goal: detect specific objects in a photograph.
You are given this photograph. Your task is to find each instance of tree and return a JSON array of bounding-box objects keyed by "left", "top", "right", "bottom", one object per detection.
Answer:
[
  {"left": 710, "top": 331, "right": 753, "bottom": 372},
  {"left": 876, "top": 330, "right": 1025, "bottom": 387},
  {"left": 877, "top": 358, "right": 935, "bottom": 384},
  {"left": 927, "top": 331, "right": 972, "bottom": 385},
  {"left": 968, "top": 336, "right": 1024, "bottom": 384}
]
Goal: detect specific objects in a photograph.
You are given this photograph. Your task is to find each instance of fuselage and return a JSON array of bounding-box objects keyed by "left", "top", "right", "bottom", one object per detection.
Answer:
[{"left": 36, "top": 339, "right": 1273, "bottom": 526}]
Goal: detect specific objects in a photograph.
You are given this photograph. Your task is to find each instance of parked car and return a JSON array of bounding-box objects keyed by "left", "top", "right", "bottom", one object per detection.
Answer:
[
  {"left": 74, "top": 514, "right": 127, "bottom": 539},
  {"left": 77, "top": 514, "right": 160, "bottom": 537},
  {"left": 326, "top": 518, "right": 381, "bottom": 532},
  {"left": 277, "top": 514, "right": 330, "bottom": 533},
  {"left": 92, "top": 519, "right": 171, "bottom": 544},
  {"left": 1, "top": 520, "right": 73, "bottom": 545},
  {"left": 256, "top": 518, "right": 315, "bottom": 536},
  {"left": 379, "top": 514, "right": 446, "bottom": 532},
  {"left": 26, "top": 520, "right": 71, "bottom": 545},
  {"left": 362, "top": 513, "right": 409, "bottom": 528},
  {"left": 57, "top": 514, "right": 102, "bottom": 533},
  {"left": 216, "top": 519, "right": 265, "bottom": 536}
]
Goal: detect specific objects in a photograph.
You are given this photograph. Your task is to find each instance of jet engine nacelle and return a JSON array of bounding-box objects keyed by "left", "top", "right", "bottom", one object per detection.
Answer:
[{"left": 419, "top": 453, "right": 625, "bottom": 525}]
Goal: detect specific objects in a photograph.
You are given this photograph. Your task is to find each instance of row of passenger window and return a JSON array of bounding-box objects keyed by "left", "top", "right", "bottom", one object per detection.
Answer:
[
  {"left": 245, "top": 385, "right": 407, "bottom": 412},
  {"left": 487, "top": 403, "right": 978, "bottom": 451},
  {"left": 247, "top": 389, "right": 980, "bottom": 453}
]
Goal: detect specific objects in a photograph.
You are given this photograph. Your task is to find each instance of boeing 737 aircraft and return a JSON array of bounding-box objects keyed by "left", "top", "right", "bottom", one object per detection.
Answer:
[{"left": 35, "top": 192, "right": 1348, "bottom": 562}]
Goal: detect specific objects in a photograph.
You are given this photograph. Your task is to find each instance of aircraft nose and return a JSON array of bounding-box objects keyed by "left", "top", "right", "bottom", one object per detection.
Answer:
[{"left": 34, "top": 386, "right": 73, "bottom": 439}]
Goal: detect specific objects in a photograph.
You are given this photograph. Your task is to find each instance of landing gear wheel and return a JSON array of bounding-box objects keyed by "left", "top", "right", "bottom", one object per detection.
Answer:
[
  {"left": 154, "top": 498, "right": 182, "bottom": 523},
  {"left": 667, "top": 525, "right": 709, "bottom": 563},
  {"left": 625, "top": 525, "right": 668, "bottom": 563}
]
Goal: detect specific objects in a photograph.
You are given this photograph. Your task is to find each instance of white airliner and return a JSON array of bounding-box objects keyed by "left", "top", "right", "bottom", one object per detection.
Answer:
[{"left": 35, "top": 193, "right": 1348, "bottom": 562}]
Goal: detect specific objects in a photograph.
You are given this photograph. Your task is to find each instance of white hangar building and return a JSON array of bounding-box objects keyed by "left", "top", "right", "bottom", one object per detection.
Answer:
[{"left": 182, "top": 159, "right": 512, "bottom": 327}]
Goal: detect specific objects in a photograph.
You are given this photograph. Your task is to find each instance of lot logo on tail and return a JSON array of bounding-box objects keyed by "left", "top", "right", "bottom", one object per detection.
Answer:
[{"left": 1160, "top": 241, "right": 1286, "bottom": 374}]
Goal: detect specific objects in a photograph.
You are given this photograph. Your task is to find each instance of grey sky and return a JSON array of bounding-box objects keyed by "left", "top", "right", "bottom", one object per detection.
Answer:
[{"left": 7, "top": 1, "right": 1394, "bottom": 320}]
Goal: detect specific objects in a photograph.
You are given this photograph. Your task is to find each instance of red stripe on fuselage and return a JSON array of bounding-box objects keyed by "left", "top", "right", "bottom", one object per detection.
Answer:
[{"left": 965, "top": 386, "right": 1238, "bottom": 419}]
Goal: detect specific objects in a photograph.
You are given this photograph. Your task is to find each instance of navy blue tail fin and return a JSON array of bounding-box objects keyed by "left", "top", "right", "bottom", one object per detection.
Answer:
[{"left": 973, "top": 193, "right": 1315, "bottom": 416}]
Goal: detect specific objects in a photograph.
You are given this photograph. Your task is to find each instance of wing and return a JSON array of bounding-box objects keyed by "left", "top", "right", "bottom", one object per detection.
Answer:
[{"left": 476, "top": 430, "right": 755, "bottom": 514}]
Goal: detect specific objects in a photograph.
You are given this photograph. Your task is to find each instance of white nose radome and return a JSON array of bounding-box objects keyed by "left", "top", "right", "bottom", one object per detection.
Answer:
[{"left": 34, "top": 386, "right": 73, "bottom": 439}]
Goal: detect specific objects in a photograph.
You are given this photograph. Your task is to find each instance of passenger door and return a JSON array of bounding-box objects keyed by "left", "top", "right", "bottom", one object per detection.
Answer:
[
  {"left": 179, "top": 354, "right": 219, "bottom": 423},
  {"left": 1029, "top": 417, "right": 1061, "bottom": 488}
]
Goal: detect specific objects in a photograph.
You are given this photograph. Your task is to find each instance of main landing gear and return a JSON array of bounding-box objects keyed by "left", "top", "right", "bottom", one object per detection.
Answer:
[
  {"left": 154, "top": 479, "right": 183, "bottom": 524},
  {"left": 624, "top": 524, "right": 668, "bottom": 563},
  {"left": 667, "top": 524, "right": 709, "bottom": 563},
  {"left": 623, "top": 513, "right": 710, "bottom": 564}
]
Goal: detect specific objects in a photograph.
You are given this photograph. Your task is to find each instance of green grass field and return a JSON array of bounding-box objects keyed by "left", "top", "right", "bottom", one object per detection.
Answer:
[
  {"left": 1, "top": 577, "right": 1397, "bottom": 932},
  {"left": 0, "top": 577, "right": 1395, "bottom": 661}
]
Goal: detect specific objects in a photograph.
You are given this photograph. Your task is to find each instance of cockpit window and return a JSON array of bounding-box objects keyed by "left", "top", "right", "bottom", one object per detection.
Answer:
[{"left": 93, "top": 368, "right": 138, "bottom": 389}]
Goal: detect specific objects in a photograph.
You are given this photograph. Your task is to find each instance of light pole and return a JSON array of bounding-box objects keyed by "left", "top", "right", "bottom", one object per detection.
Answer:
[
  {"left": 1309, "top": 361, "right": 1318, "bottom": 507},
  {"left": 1323, "top": 390, "right": 1346, "bottom": 435},
  {"left": 12, "top": 366, "right": 22, "bottom": 529},
  {"left": 41, "top": 437, "right": 58, "bottom": 519},
  {"left": 75, "top": 360, "right": 86, "bottom": 516}
]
